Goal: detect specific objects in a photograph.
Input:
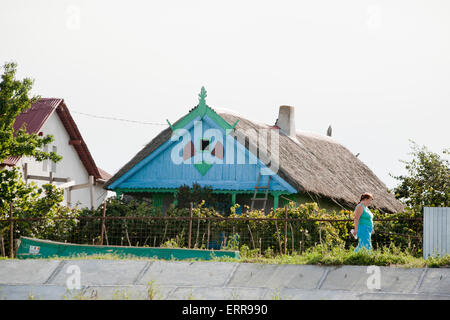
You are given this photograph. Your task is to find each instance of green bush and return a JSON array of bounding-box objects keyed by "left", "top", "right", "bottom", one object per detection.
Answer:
[
  {"left": 5, "top": 195, "right": 424, "bottom": 259},
  {"left": 220, "top": 243, "right": 449, "bottom": 268}
]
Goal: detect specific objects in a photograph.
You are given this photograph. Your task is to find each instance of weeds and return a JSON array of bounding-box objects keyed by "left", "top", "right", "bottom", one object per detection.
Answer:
[
  {"left": 160, "top": 229, "right": 185, "bottom": 249},
  {"left": 146, "top": 280, "right": 161, "bottom": 300},
  {"left": 28, "top": 291, "right": 36, "bottom": 300},
  {"left": 112, "top": 289, "right": 130, "bottom": 300},
  {"left": 63, "top": 289, "right": 91, "bottom": 300},
  {"left": 271, "top": 288, "right": 281, "bottom": 300},
  {"left": 3, "top": 243, "right": 449, "bottom": 267},
  {"left": 228, "top": 290, "right": 240, "bottom": 300},
  {"left": 187, "top": 291, "right": 195, "bottom": 300},
  {"left": 214, "top": 243, "right": 450, "bottom": 268}
]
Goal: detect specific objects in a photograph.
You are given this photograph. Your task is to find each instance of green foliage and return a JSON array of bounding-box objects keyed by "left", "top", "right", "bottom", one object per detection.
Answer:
[
  {"left": 218, "top": 243, "right": 450, "bottom": 268},
  {"left": 239, "top": 244, "right": 260, "bottom": 259},
  {"left": 224, "top": 233, "right": 240, "bottom": 251},
  {"left": 75, "top": 198, "right": 422, "bottom": 257},
  {"left": 425, "top": 253, "right": 450, "bottom": 268},
  {"left": 5, "top": 246, "right": 449, "bottom": 268},
  {"left": 3, "top": 192, "right": 423, "bottom": 260},
  {"left": 372, "top": 208, "right": 422, "bottom": 255},
  {"left": 80, "top": 197, "right": 156, "bottom": 218},
  {"left": 0, "top": 168, "right": 79, "bottom": 254},
  {"left": 175, "top": 183, "right": 216, "bottom": 209},
  {"left": 146, "top": 280, "right": 161, "bottom": 300},
  {"left": 391, "top": 140, "right": 449, "bottom": 212},
  {"left": 75, "top": 197, "right": 167, "bottom": 246},
  {"left": 270, "top": 202, "right": 349, "bottom": 248},
  {"left": 0, "top": 62, "right": 69, "bottom": 255},
  {"left": 0, "top": 62, "right": 61, "bottom": 164},
  {"left": 5, "top": 187, "right": 78, "bottom": 240},
  {"left": 160, "top": 229, "right": 185, "bottom": 248},
  {"left": 0, "top": 167, "right": 38, "bottom": 209}
]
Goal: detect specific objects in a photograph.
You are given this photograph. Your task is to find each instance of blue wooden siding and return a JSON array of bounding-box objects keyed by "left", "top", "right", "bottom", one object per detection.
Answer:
[{"left": 110, "top": 115, "right": 296, "bottom": 193}]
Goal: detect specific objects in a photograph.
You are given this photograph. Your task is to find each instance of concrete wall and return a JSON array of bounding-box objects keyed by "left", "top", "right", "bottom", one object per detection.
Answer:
[{"left": 0, "top": 260, "right": 448, "bottom": 300}]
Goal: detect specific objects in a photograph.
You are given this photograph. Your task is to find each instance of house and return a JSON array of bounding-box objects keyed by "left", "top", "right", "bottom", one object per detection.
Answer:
[
  {"left": 1, "top": 98, "right": 113, "bottom": 209},
  {"left": 104, "top": 88, "right": 404, "bottom": 214}
]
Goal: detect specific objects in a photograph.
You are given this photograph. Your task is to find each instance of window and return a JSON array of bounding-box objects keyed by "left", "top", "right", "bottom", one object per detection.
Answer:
[{"left": 200, "top": 138, "right": 210, "bottom": 151}]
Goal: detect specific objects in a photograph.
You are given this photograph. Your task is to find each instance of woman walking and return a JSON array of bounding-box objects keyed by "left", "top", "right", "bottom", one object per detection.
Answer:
[{"left": 353, "top": 193, "right": 374, "bottom": 252}]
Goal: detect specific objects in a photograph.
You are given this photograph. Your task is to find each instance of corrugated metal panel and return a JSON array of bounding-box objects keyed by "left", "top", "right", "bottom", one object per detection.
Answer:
[{"left": 423, "top": 207, "right": 450, "bottom": 258}]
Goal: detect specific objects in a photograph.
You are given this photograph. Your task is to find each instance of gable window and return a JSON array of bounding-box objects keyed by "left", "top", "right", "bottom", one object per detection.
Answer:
[{"left": 200, "top": 138, "right": 210, "bottom": 152}]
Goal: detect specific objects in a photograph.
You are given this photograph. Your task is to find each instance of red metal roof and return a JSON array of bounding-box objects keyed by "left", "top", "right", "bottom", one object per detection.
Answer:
[{"left": 1, "top": 98, "right": 110, "bottom": 181}]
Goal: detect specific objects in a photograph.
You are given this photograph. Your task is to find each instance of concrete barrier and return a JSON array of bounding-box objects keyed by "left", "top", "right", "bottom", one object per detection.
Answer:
[
  {"left": 225, "top": 264, "right": 324, "bottom": 289},
  {"left": 320, "top": 266, "right": 424, "bottom": 294},
  {"left": 0, "top": 260, "right": 61, "bottom": 285},
  {"left": 0, "top": 259, "right": 449, "bottom": 300},
  {"left": 48, "top": 260, "right": 149, "bottom": 286}
]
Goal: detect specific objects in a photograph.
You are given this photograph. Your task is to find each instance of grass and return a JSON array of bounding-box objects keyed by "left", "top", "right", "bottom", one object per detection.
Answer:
[
  {"left": 271, "top": 288, "right": 281, "bottom": 300},
  {"left": 146, "top": 280, "right": 161, "bottom": 300},
  {"left": 60, "top": 280, "right": 162, "bottom": 300},
  {"left": 213, "top": 244, "right": 450, "bottom": 268},
  {"left": 2, "top": 245, "right": 449, "bottom": 268}
]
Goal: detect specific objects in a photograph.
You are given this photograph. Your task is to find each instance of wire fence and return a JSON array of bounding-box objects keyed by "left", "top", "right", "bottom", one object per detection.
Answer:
[{"left": 0, "top": 206, "right": 423, "bottom": 258}]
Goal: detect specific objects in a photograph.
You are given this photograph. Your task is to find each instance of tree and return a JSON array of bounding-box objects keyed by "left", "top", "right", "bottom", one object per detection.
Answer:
[
  {"left": 0, "top": 62, "right": 76, "bottom": 253},
  {"left": 0, "top": 62, "right": 61, "bottom": 164},
  {"left": 175, "top": 183, "right": 216, "bottom": 209},
  {"left": 391, "top": 141, "right": 449, "bottom": 212},
  {"left": 0, "top": 61, "right": 64, "bottom": 212}
]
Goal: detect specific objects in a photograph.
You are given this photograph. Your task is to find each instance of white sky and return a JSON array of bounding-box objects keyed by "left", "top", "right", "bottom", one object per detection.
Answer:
[{"left": 1, "top": 0, "right": 449, "bottom": 189}]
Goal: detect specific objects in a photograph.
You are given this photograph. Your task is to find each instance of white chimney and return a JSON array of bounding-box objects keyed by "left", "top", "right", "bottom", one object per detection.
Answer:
[{"left": 275, "top": 105, "right": 297, "bottom": 138}]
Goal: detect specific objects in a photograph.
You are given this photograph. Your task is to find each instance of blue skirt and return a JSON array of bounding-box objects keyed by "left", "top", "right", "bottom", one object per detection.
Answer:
[{"left": 354, "top": 224, "right": 373, "bottom": 252}]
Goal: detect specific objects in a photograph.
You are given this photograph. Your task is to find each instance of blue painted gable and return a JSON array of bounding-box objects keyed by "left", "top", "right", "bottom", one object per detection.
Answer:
[{"left": 109, "top": 114, "right": 296, "bottom": 194}]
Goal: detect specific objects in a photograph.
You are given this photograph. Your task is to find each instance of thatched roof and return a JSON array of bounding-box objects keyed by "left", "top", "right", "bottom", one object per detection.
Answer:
[{"left": 105, "top": 107, "right": 404, "bottom": 213}]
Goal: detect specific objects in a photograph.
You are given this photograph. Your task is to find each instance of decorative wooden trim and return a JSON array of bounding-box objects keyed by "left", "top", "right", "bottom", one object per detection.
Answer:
[
  {"left": 114, "top": 187, "right": 292, "bottom": 196},
  {"left": 107, "top": 115, "right": 201, "bottom": 189},
  {"left": 169, "top": 87, "right": 234, "bottom": 132}
]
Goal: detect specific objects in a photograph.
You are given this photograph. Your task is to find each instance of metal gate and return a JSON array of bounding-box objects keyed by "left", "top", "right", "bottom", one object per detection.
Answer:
[{"left": 423, "top": 207, "right": 450, "bottom": 258}]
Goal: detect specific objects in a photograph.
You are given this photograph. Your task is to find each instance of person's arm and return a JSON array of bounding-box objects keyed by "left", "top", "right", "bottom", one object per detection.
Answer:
[{"left": 354, "top": 205, "right": 363, "bottom": 234}]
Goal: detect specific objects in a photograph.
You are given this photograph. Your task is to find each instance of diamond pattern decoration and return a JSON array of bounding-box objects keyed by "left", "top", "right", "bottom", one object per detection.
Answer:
[
  {"left": 194, "top": 161, "right": 213, "bottom": 176},
  {"left": 211, "top": 141, "right": 224, "bottom": 160},
  {"left": 183, "top": 141, "right": 195, "bottom": 160}
]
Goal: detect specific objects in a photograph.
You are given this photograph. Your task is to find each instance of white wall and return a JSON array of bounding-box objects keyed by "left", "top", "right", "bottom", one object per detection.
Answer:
[{"left": 15, "top": 110, "right": 114, "bottom": 209}]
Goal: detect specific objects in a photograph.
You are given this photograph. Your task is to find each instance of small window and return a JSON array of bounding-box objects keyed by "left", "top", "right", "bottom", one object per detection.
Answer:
[{"left": 200, "top": 139, "right": 210, "bottom": 151}]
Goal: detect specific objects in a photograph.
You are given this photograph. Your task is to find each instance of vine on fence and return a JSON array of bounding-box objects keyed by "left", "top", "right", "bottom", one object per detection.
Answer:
[{"left": 0, "top": 198, "right": 423, "bottom": 258}]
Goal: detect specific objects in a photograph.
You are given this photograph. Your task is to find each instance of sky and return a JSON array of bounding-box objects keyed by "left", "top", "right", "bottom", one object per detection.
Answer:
[{"left": 1, "top": 0, "right": 449, "bottom": 189}]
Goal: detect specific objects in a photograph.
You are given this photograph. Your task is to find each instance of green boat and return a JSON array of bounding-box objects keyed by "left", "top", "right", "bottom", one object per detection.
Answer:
[{"left": 16, "top": 237, "right": 240, "bottom": 260}]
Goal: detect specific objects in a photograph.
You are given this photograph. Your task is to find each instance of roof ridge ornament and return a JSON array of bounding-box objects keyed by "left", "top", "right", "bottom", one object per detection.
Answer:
[
  {"left": 166, "top": 86, "right": 235, "bottom": 133},
  {"left": 198, "top": 86, "right": 207, "bottom": 104},
  {"left": 197, "top": 86, "right": 208, "bottom": 116}
]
